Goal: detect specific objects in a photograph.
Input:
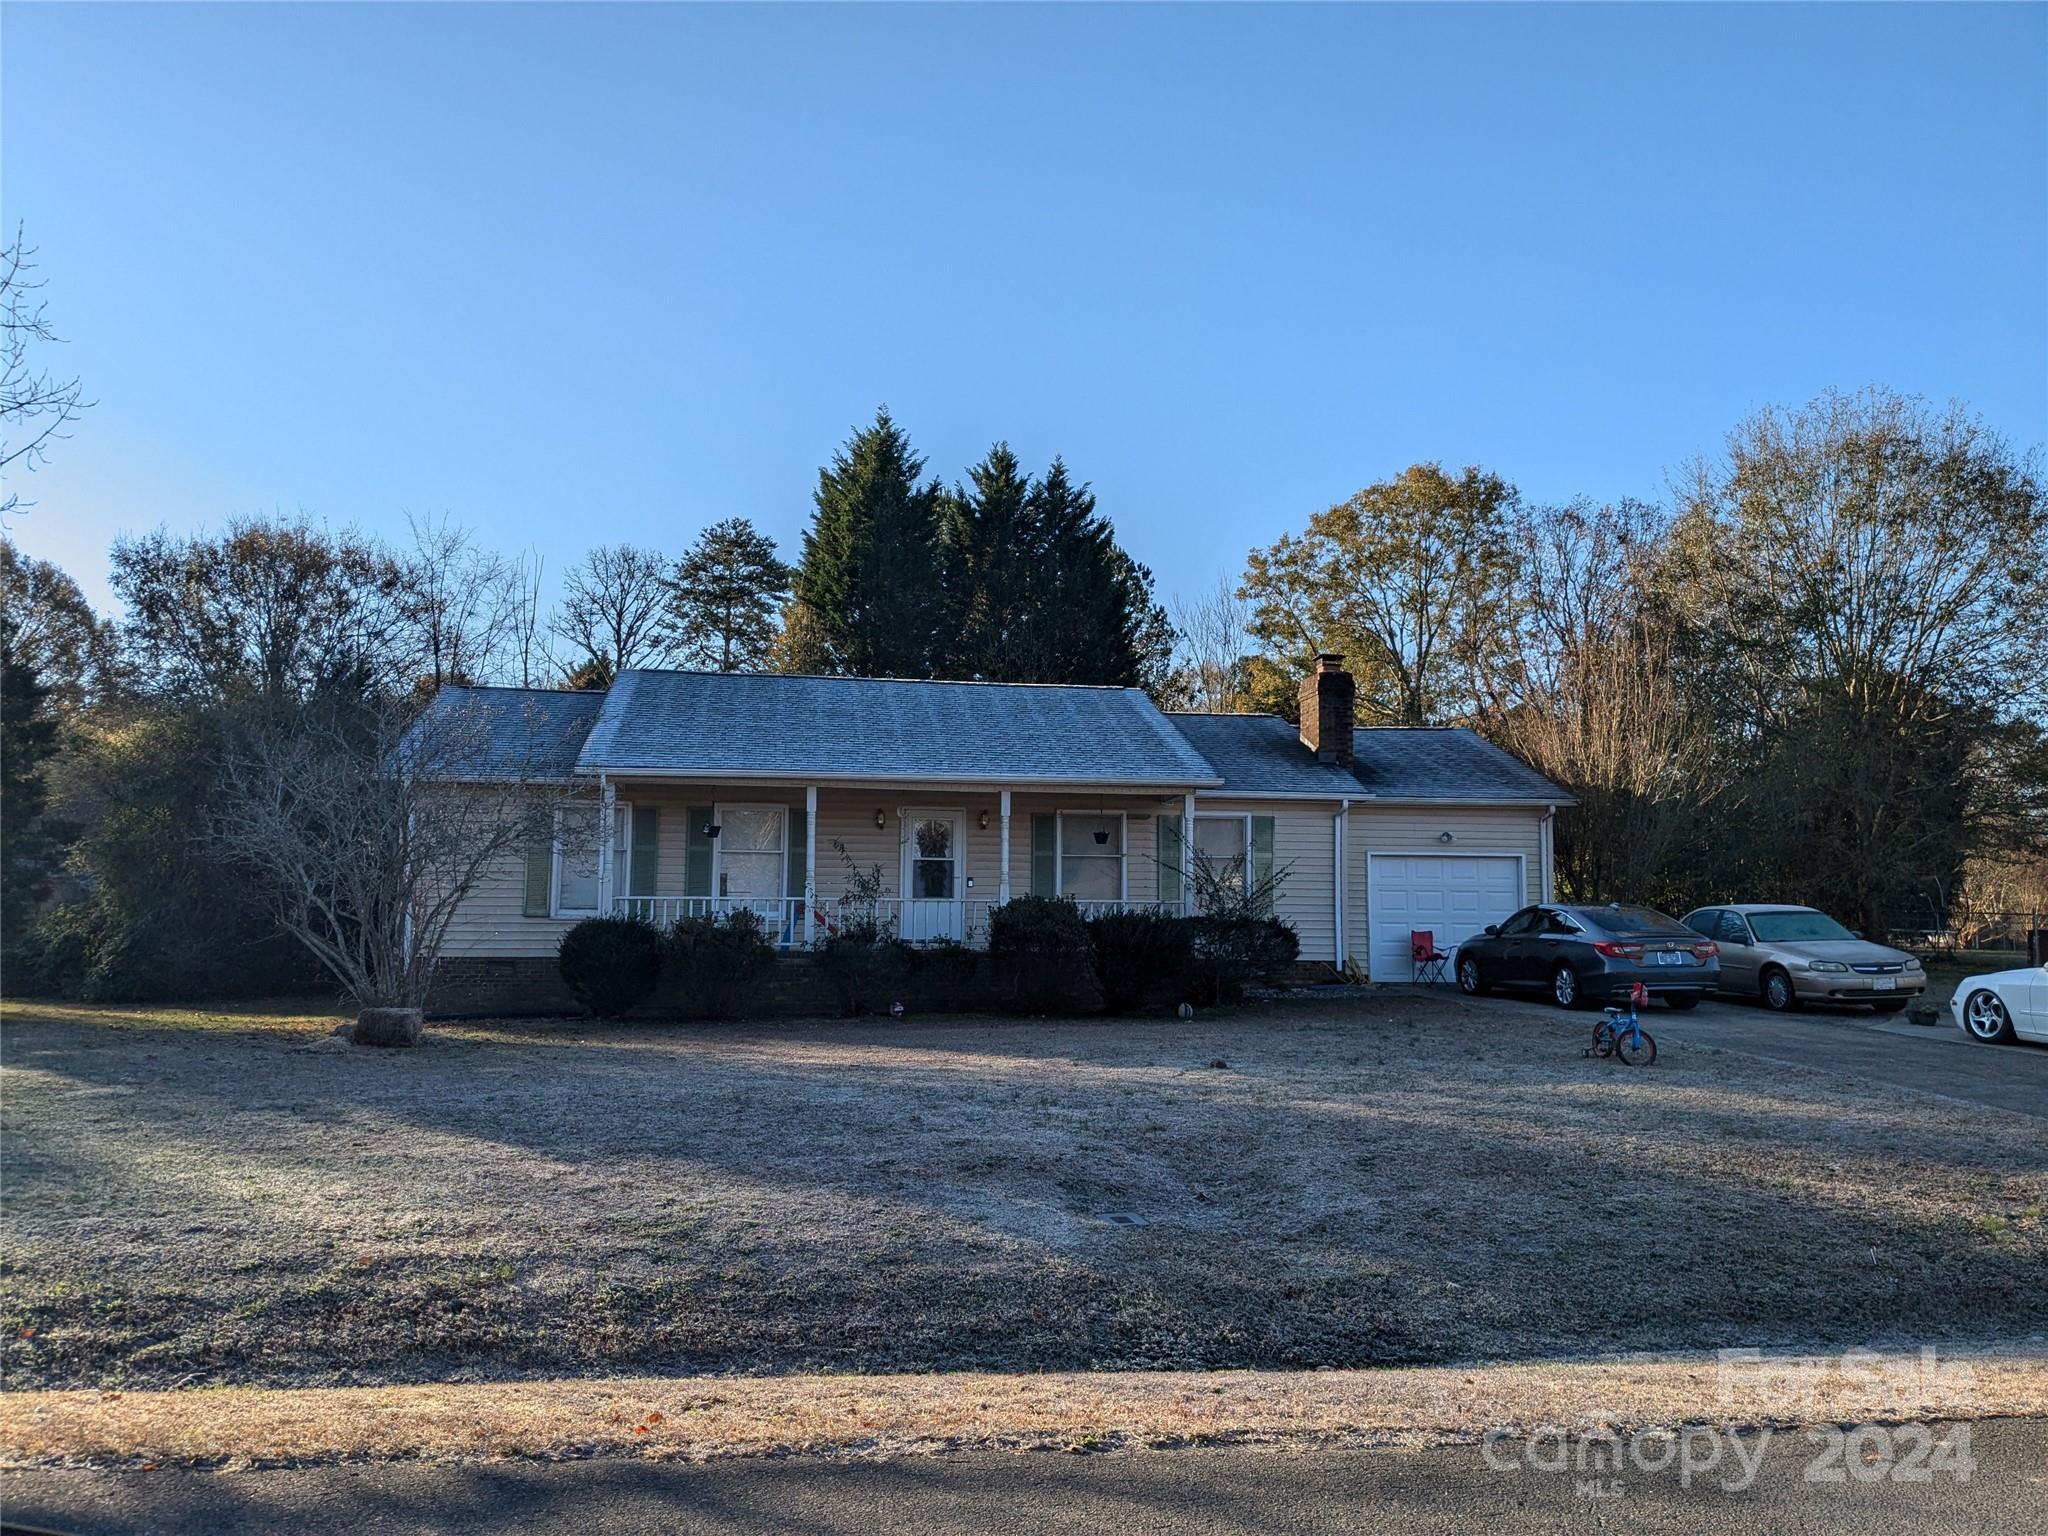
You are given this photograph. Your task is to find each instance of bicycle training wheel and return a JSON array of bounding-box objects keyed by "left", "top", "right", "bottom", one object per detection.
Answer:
[
  {"left": 1615, "top": 1028, "right": 1657, "bottom": 1067},
  {"left": 1589, "top": 1023, "right": 1615, "bottom": 1059}
]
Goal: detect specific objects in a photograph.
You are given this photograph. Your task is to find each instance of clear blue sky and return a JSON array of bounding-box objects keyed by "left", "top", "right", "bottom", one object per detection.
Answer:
[{"left": 4, "top": 2, "right": 2044, "bottom": 617}]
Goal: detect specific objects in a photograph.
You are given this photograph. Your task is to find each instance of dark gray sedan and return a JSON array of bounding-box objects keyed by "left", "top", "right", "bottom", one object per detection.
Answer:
[{"left": 1454, "top": 902, "right": 1720, "bottom": 1009}]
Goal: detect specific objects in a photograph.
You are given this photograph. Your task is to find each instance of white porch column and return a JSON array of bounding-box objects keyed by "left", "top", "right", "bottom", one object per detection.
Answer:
[
  {"left": 804, "top": 785, "right": 819, "bottom": 946},
  {"left": 597, "top": 773, "right": 616, "bottom": 914},
  {"left": 998, "top": 789, "right": 1012, "bottom": 904},
  {"left": 1180, "top": 792, "right": 1195, "bottom": 916}
]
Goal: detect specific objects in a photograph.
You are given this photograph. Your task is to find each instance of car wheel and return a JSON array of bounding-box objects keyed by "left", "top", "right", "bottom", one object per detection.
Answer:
[
  {"left": 1664, "top": 993, "right": 1700, "bottom": 1011},
  {"left": 1963, "top": 989, "right": 2016, "bottom": 1044},
  {"left": 1761, "top": 967, "right": 1798, "bottom": 1013},
  {"left": 1551, "top": 964, "right": 1580, "bottom": 1009},
  {"left": 1457, "top": 955, "right": 1485, "bottom": 995},
  {"left": 1870, "top": 999, "right": 1910, "bottom": 1015}
]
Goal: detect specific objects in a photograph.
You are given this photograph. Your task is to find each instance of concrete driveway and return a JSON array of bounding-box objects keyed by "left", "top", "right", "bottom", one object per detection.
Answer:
[{"left": 1425, "top": 986, "right": 2048, "bottom": 1119}]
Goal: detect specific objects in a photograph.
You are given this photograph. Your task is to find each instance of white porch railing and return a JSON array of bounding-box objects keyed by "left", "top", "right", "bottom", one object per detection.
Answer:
[
  {"left": 610, "top": 896, "right": 1181, "bottom": 950},
  {"left": 611, "top": 896, "right": 812, "bottom": 949}
]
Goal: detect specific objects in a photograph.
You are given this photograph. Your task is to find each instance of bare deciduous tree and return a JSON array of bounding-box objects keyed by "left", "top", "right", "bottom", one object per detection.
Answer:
[
  {"left": 112, "top": 515, "right": 412, "bottom": 705},
  {"left": 1481, "top": 499, "right": 1715, "bottom": 905},
  {"left": 397, "top": 511, "right": 522, "bottom": 689},
  {"left": 1168, "top": 576, "right": 1255, "bottom": 712},
  {"left": 214, "top": 693, "right": 578, "bottom": 1015},
  {"left": 1, "top": 228, "right": 89, "bottom": 519},
  {"left": 549, "top": 544, "right": 674, "bottom": 680}
]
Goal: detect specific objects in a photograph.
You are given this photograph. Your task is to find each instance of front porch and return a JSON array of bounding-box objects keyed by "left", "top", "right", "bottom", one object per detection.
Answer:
[{"left": 572, "top": 779, "right": 1200, "bottom": 951}]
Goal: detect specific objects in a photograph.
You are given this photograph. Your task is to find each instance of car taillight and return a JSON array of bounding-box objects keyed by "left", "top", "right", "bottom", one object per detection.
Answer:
[
  {"left": 1592, "top": 940, "right": 1644, "bottom": 959},
  {"left": 1693, "top": 941, "right": 1718, "bottom": 959}
]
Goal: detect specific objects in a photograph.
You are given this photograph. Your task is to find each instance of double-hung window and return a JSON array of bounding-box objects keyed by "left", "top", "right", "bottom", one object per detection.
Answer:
[
  {"left": 552, "top": 804, "right": 602, "bottom": 917},
  {"left": 1057, "top": 813, "right": 1125, "bottom": 902},
  {"left": 552, "top": 800, "right": 633, "bottom": 918},
  {"left": 1192, "top": 813, "right": 1251, "bottom": 912}
]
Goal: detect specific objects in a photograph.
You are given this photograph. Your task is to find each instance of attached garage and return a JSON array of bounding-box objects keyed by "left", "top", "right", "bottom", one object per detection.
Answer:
[{"left": 1364, "top": 851, "right": 1526, "bottom": 983}]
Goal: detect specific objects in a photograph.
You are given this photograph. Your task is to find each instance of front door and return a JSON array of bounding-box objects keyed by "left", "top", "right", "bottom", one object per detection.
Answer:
[
  {"left": 900, "top": 813, "right": 964, "bottom": 943},
  {"left": 714, "top": 805, "right": 787, "bottom": 924}
]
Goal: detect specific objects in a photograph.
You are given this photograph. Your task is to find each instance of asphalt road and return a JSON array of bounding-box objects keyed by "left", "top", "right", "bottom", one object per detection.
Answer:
[
  {"left": 7, "top": 1420, "right": 2045, "bottom": 1535},
  {"left": 1444, "top": 987, "right": 2048, "bottom": 1119}
]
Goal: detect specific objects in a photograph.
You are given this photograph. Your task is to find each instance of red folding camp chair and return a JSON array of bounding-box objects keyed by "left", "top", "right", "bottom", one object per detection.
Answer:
[{"left": 1411, "top": 930, "right": 1450, "bottom": 985}]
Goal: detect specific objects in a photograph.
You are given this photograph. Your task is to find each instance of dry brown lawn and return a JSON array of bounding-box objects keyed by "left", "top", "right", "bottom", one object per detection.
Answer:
[{"left": 4, "top": 993, "right": 2045, "bottom": 1396}]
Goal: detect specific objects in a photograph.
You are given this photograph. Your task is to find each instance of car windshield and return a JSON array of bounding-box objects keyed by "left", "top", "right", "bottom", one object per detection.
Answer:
[
  {"left": 1747, "top": 910, "right": 1855, "bottom": 943},
  {"left": 1573, "top": 904, "right": 1691, "bottom": 935}
]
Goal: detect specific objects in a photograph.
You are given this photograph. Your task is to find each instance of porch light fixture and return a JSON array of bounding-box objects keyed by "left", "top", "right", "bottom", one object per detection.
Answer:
[
  {"left": 1437, "top": 831, "right": 1455, "bottom": 844},
  {"left": 978, "top": 810, "right": 989, "bottom": 830},
  {"left": 874, "top": 808, "right": 887, "bottom": 830}
]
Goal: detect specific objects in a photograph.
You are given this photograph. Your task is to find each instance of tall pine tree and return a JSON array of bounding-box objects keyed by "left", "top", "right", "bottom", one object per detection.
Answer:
[
  {"left": 1003, "top": 458, "right": 1143, "bottom": 685},
  {"left": 940, "top": 442, "right": 1036, "bottom": 680},
  {"left": 667, "top": 517, "right": 791, "bottom": 671},
  {"left": 794, "top": 409, "right": 944, "bottom": 677}
]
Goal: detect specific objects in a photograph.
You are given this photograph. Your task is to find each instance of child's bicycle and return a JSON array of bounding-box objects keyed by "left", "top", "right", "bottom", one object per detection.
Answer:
[{"left": 1587, "top": 981, "right": 1657, "bottom": 1067}]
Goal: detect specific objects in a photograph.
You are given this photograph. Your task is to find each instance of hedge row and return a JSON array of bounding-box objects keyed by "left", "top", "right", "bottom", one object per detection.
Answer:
[
  {"left": 555, "top": 910, "right": 773, "bottom": 1019},
  {"left": 556, "top": 900, "right": 1301, "bottom": 1021}
]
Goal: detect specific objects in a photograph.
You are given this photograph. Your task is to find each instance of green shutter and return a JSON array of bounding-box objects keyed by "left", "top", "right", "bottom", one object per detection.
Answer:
[
  {"left": 786, "top": 805, "right": 808, "bottom": 898},
  {"left": 1030, "top": 814, "right": 1057, "bottom": 897},
  {"left": 629, "top": 806, "right": 659, "bottom": 898},
  {"left": 523, "top": 830, "right": 553, "bottom": 918},
  {"left": 1157, "top": 814, "right": 1183, "bottom": 910},
  {"left": 685, "top": 806, "right": 714, "bottom": 898},
  {"left": 1251, "top": 816, "right": 1276, "bottom": 916}
]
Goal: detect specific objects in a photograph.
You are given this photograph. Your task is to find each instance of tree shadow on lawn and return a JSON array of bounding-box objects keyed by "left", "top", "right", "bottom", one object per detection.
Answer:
[{"left": 5, "top": 1008, "right": 2046, "bottom": 1390}]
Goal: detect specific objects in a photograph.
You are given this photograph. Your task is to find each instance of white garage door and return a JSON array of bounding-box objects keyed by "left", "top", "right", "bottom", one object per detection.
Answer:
[{"left": 1368, "top": 854, "right": 1524, "bottom": 981}]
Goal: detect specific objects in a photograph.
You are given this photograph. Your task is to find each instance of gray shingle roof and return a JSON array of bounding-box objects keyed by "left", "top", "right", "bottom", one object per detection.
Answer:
[
  {"left": 1350, "top": 727, "right": 1574, "bottom": 804},
  {"left": 404, "top": 686, "right": 605, "bottom": 780},
  {"left": 575, "top": 670, "right": 1222, "bottom": 786},
  {"left": 1166, "top": 714, "right": 1571, "bottom": 803},
  {"left": 407, "top": 678, "right": 1569, "bottom": 804},
  {"left": 1165, "top": 714, "right": 1365, "bottom": 796}
]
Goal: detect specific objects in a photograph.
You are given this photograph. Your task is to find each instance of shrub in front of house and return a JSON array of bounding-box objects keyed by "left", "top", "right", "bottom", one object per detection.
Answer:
[
  {"left": 816, "top": 932, "right": 917, "bottom": 1016},
  {"left": 666, "top": 907, "right": 776, "bottom": 1019},
  {"left": 1086, "top": 908, "right": 1196, "bottom": 1013},
  {"left": 1185, "top": 914, "right": 1301, "bottom": 1004},
  {"left": 557, "top": 916, "right": 664, "bottom": 1018},
  {"left": 988, "top": 895, "right": 1098, "bottom": 1014}
]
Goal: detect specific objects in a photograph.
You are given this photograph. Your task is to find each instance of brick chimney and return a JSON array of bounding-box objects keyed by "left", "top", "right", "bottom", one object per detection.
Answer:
[{"left": 1298, "top": 653, "right": 1356, "bottom": 768}]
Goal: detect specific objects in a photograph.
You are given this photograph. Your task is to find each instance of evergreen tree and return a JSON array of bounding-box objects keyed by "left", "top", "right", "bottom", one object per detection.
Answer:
[
  {"left": 794, "top": 408, "right": 944, "bottom": 677},
  {"left": 1, "top": 615, "right": 66, "bottom": 949},
  {"left": 940, "top": 443, "right": 1035, "bottom": 679},
  {"left": 1006, "top": 458, "right": 1143, "bottom": 686},
  {"left": 667, "top": 517, "right": 791, "bottom": 672}
]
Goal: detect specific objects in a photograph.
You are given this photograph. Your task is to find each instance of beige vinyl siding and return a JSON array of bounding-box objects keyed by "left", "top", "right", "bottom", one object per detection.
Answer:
[
  {"left": 1192, "top": 798, "right": 1339, "bottom": 962},
  {"left": 1343, "top": 805, "right": 1547, "bottom": 979},
  {"left": 440, "top": 784, "right": 1187, "bottom": 956}
]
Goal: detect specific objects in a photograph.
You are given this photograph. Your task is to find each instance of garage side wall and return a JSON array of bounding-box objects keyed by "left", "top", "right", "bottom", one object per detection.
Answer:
[{"left": 1344, "top": 806, "right": 1548, "bottom": 981}]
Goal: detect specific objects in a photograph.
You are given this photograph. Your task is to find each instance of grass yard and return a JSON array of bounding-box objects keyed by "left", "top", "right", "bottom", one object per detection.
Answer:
[{"left": 3, "top": 994, "right": 2045, "bottom": 1393}]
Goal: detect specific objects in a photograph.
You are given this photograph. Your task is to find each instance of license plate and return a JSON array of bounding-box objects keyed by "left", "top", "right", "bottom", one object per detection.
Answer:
[
  {"left": 1655, "top": 951, "right": 1686, "bottom": 966},
  {"left": 1874, "top": 977, "right": 1896, "bottom": 992}
]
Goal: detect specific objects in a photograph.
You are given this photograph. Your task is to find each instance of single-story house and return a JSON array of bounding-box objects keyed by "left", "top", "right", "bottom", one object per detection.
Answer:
[{"left": 419, "top": 654, "right": 1573, "bottom": 1004}]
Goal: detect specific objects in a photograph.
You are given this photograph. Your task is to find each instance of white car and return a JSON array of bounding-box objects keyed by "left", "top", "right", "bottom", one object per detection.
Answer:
[{"left": 1951, "top": 964, "right": 2048, "bottom": 1044}]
